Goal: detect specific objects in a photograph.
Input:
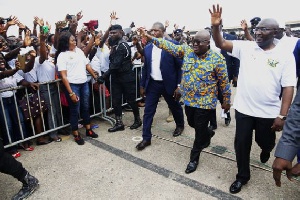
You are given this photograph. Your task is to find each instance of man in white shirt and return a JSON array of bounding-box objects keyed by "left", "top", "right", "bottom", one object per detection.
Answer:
[{"left": 210, "top": 4, "right": 296, "bottom": 194}]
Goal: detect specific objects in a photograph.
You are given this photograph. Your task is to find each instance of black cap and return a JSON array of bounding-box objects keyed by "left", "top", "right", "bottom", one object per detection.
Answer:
[
  {"left": 110, "top": 24, "right": 123, "bottom": 31},
  {"left": 250, "top": 17, "right": 261, "bottom": 25},
  {"left": 173, "top": 29, "right": 183, "bottom": 34}
]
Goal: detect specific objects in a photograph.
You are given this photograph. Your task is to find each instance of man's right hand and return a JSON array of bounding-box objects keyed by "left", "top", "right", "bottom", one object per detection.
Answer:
[
  {"left": 272, "top": 157, "right": 293, "bottom": 187},
  {"left": 97, "top": 76, "right": 105, "bottom": 84},
  {"left": 140, "top": 87, "right": 145, "bottom": 98},
  {"left": 221, "top": 102, "right": 231, "bottom": 113},
  {"left": 240, "top": 19, "right": 248, "bottom": 31}
]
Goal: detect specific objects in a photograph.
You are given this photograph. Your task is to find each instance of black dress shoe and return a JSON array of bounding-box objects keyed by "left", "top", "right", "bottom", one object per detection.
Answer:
[
  {"left": 173, "top": 126, "right": 184, "bottom": 137},
  {"left": 260, "top": 150, "right": 270, "bottom": 163},
  {"left": 229, "top": 180, "right": 246, "bottom": 194},
  {"left": 225, "top": 117, "right": 231, "bottom": 126},
  {"left": 208, "top": 125, "right": 217, "bottom": 131},
  {"left": 136, "top": 140, "right": 151, "bottom": 151},
  {"left": 185, "top": 161, "right": 198, "bottom": 174}
]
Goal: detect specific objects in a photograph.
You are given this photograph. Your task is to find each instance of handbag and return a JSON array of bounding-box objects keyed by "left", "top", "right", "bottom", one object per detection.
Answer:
[
  {"left": 18, "top": 92, "right": 48, "bottom": 120},
  {"left": 93, "top": 82, "right": 110, "bottom": 97},
  {"left": 60, "top": 91, "right": 69, "bottom": 107}
]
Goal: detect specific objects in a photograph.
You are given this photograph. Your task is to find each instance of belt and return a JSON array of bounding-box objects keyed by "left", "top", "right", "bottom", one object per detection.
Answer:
[{"left": 150, "top": 77, "right": 163, "bottom": 82}]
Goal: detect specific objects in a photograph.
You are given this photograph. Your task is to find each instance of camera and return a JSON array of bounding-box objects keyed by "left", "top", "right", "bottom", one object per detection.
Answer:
[
  {"left": 0, "top": 17, "right": 12, "bottom": 24},
  {"left": 83, "top": 20, "right": 98, "bottom": 31},
  {"left": 130, "top": 22, "right": 135, "bottom": 28},
  {"left": 66, "top": 14, "right": 76, "bottom": 21}
]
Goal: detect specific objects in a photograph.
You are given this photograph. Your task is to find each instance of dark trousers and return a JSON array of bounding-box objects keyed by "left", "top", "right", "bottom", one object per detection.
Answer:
[
  {"left": 185, "top": 106, "right": 214, "bottom": 162},
  {"left": 0, "top": 139, "right": 27, "bottom": 182},
  {"left": 111, "top": 80, "right": 139, "bottom": 117},
  {"left": 142, "top": 79, "right": 184, "bottom": 141},
  {"left": 209, "top": 87, "right": 230, "bottom": 127},
  {"left": 234, "top": 110, "right": 276, "bottom": 183}
]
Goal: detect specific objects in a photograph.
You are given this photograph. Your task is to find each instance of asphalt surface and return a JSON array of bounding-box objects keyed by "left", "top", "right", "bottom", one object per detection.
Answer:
[{"left": 1, "top": 87, "right": 300, "bottom": 200}]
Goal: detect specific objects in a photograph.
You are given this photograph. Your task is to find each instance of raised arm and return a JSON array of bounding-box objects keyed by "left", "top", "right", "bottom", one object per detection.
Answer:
[
  {"left": 39, "top": 31, "right": 48, "bottom": 64},
  {"left": 137, "top": 27, "right": 185, "bottom": 58},
  {"left": 209, "top": 4, "right": 233, "bottom": 53},
  {"left": 241, "top": 19, "right": 254, "bottom": 41},
  {"left": 99, "top": 11, "right": 118, "bottom": 48}
]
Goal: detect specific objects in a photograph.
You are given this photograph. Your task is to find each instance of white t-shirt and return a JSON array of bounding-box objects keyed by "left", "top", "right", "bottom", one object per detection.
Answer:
[
  {"left": 0, "top": 73, "right": 24, "bottom": 98},
  {"left": 25, "top": 57, "right": 56, "bottom": 83},
  {"left": 231, "top": 40, "right": 297, "bottom": 118},
  {"left": 50, "top": 45, "right": 57, "bottom": 55},
  {"left": 95, "top": 45, "right": 110, "bottom": 73},
  {"left": 57, "top": 47, "right": 89, "bottom": 84},
  {"left": 90, "top": 55, "right": 101, "bottom": 75},
  {"left": 274, "top": 36, "right": 299, "bottom": 53}
]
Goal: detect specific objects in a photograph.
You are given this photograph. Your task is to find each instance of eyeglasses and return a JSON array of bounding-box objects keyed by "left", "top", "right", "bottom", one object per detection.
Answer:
[
  {"left": 193, "top": 39, "right": 209, "bottom": 45},
  {"left": 254, "top": 27, "right": 276, "bottom": 33}
]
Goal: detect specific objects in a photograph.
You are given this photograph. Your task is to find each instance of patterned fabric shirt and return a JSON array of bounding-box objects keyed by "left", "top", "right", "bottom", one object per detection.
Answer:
[{"left": 152, "top": 38, "right": 231, "bottom": 109}]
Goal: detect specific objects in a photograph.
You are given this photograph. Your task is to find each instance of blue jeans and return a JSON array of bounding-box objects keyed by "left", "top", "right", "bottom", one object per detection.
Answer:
[
  {"left": 0, "top": 96, "right": 28, "bottom": 148},
  {"left": 65, "top": 82, "right": 91, "bottom": 131}
]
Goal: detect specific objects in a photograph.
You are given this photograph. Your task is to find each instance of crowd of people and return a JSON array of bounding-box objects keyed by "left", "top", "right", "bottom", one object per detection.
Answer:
[{"left": 0, "top": 4, "right": 300, "bottom": 199}]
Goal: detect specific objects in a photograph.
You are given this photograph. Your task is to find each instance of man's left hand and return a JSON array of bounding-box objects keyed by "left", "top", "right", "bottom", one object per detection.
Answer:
[{"left": 221, "top": 103, "right": 230, "bottom": 113}]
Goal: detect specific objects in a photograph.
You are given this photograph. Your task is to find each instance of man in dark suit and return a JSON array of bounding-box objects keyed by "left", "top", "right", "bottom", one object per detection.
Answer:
[
  {"left": 136, "top": 22, "right": 184, "bottom": 150},
  {"left": 209, "top": 24, "right": 240, "bottom": 129}
]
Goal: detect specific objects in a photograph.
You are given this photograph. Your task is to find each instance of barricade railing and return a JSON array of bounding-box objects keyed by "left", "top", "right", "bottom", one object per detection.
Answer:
[{"left": 1, "top": 64, "right": 143, "bottom": 148}]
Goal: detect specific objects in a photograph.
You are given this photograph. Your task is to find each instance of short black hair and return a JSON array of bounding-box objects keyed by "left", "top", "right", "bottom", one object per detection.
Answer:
[{"left": 110, "top": 24, "right": 123, "bottom": 31}]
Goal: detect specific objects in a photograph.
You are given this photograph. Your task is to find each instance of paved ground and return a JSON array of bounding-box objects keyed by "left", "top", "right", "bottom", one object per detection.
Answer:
[{"left": 1, "top": 87, "right": 300, "bottom": 200}]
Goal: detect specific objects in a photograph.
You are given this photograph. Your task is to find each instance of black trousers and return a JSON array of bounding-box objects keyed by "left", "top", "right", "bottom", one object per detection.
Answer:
[
  {"left": 111, "top": 80, "right": 139, "bottom": 117},
  {"left": 208, "top": 86, "right": 230, "bottom": 128},
  {"left": 0, "top": 139, "right": 27, "bottom": 182},
  {"left": 234, "top": 110, "right": 276, "bottom": 183},
  {"left": 185, "top": 106, "right": 214, "bottom": 162}
]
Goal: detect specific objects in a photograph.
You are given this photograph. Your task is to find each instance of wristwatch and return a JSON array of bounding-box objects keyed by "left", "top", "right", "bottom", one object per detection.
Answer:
[
  {"left": 69, "top": 92, "right": 75, "bottom": 97},
  {"left": 277, "top": 115, "right": 287, "bottom": 120}
]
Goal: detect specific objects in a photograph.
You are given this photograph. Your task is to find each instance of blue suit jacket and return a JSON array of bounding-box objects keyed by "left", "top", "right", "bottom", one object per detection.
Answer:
[
  {"left": 221, "top": 32, "right": 240, "bottom": 70},
  {"left": 221, "top": 33, "right": 240, "bottom": 79},
  {"left": 140, "top": 40, "right": 182, "bottom": 95}
]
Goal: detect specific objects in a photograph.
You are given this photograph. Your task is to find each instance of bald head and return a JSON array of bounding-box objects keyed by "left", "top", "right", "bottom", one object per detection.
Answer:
[
  {"left": 195, "top": 30, "right": 211, "bottom": 41},
  {"left": 257, "top": 18, "right": 279, "bottom": 29},
  {"left": 193, "top": 29, "right": 211, "bottom": 56},
  {"left": 255, "top": 18, "right": 278, "bottom": 50},
  {"left": 152, "top": 22, "right": 165, "bottom": 32}
]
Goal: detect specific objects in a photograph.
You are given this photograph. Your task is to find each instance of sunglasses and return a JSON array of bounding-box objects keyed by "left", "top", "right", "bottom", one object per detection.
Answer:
[{"left": 193, "top": 39, "right": 209, "bottom": 45}]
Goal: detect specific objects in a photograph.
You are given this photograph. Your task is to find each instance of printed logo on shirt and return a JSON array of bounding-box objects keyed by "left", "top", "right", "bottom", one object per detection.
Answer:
[{"left": 267, "top": 58, "right": 279, "bottom": 68}]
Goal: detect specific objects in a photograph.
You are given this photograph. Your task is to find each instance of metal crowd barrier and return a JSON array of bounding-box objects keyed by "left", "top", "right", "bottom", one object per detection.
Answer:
[{"left": 1, "top": 64, "right": 143, "bottom": 148}]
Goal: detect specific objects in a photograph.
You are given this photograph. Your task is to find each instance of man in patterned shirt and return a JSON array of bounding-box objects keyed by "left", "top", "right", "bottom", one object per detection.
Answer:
[{"left": 137, "top": 27, "right": 231, "bottom": 174}]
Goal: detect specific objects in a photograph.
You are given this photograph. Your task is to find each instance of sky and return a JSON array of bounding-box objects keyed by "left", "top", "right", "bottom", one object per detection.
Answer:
[{"left": 1, "top": 0, "right": 299, "bottom": 36}]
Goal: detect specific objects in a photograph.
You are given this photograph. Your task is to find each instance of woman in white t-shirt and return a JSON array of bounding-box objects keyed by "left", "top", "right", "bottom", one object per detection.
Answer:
[{"left": 54, "top": 32, "right": 99, "bottom": 145}]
